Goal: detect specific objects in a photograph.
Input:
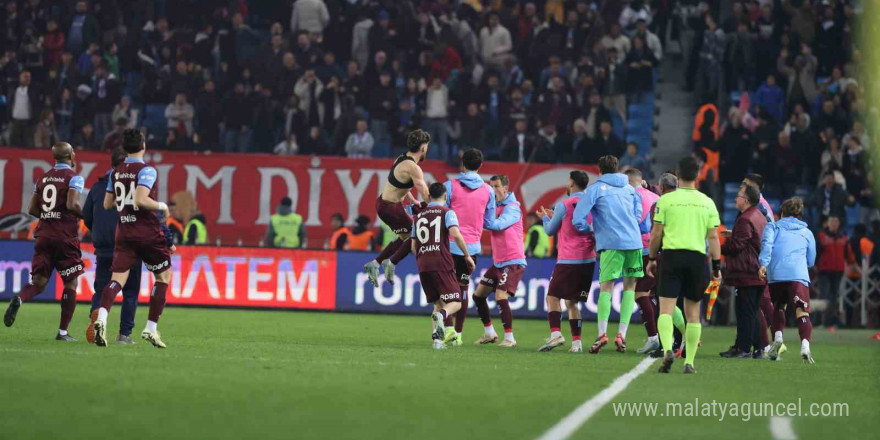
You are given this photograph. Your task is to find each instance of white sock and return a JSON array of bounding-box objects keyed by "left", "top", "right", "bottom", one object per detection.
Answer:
[
  {"left": 572, "top": 339, "right": 582, "bottom": 348},
  {"left": 801, "top": 339, "right": 810, "bottom": 351},
  {"left": 484, "top": 325, "right": 497, "bottom": 337},
  {"left": 550, "top": 330, "right": 562, "bottom": 339},
  {"left": 504, "top": 332, "right": 515, "bottom": 342},
  {"left": 97, "top": 307, "right": 108, "bottom": 322},
  {"left": 597, "top": 320, "right": 608, "bottom": 337},
  {"left": 775, "top": 331, "right": 783, "bottom": 343},
  {"left": 618, "top": 323, "right": 629, "bottom": 338},
  {"left": 146, "top": 320, "right": 158, "bottom": 332},
  {"left": 58, "top": 329, "right": 67, "bottom": 336}
]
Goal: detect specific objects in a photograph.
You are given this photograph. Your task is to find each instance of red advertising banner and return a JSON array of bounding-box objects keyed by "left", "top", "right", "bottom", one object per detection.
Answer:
[
  {"left": 0, "top": 148, "right": 598, "bottom": 245},
  {"left": 61, "top": 243, "right": 337, "bottom": 310}
]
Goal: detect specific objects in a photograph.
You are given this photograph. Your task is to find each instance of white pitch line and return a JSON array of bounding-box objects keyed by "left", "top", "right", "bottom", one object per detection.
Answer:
[
  {"left": 535, "top": 357, "right": 656, "bottom": 440},
  {"left": 769, "top": 416, "right": 797, "bottom": 440}
]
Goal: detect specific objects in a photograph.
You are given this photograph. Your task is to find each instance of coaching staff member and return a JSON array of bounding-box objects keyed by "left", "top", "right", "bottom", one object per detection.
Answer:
[
  {"left": 721, "top": 184, "right": 768, "bottom": 358},
  {"left": 646, "top": 156, "right": 722, "bottom": 374}
]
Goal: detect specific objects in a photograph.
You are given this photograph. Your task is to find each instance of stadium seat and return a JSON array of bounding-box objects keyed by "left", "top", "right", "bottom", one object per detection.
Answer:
[{"left": 143, "top": 104, "right": 168, "bottom": 138}]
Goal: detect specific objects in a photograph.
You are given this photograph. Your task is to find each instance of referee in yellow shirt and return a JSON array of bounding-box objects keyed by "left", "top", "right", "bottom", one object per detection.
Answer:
[{"left": 646, "top": 156, "right": 722, "bottom": 374}]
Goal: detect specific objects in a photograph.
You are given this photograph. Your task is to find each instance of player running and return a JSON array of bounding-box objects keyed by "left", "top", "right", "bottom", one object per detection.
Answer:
[
  {"left": 624, "top": 169, "right": 661, "bottom": 354},
  {"left": 537, "top": 171, "right": 596, "bottom": 353},
  {"left": 92, "top": 129, "right": 176, "bottom": 348},
  {"left": 439, "top": 149, "right": 496, "bottom": 346},
  {"left": 472, "top": 175, "right": 526, "bottom": 348},
  {"left": 4, "top": 142, "right": 85, "bottom": 341},
  {"left": 646, "top": 156, "right": 722, "bottom": 374},
  {"left": 572, "top": 156, "right": 644, "bottom": 353},
  {"left": 412, "top": 183, "right": 475, "bottom": 349},
  {"left": 758, "top": 197, "right": 817, "bottom": 364},
  {"left": 363, "top": 130, "right": 431, "bottom": 287}
]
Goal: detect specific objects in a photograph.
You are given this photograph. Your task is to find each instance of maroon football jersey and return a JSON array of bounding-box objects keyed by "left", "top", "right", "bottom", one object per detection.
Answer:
[
  {"left": 106, "top": 159, "right": 164, "bottom": 240},
  {"left": 413, "top": 204, "right": 458, "bottom": 273},
  {"left": 33, "top": 165, "right": 83, "bottom": 240}
]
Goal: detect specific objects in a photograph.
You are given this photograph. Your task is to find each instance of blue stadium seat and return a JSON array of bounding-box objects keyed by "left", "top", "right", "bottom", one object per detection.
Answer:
[
  {"left": 846, "top": 206, "right": 860, "bottom": 227},
  {"left": 143, "top": 104, "right": 167, "bottom": 138}
]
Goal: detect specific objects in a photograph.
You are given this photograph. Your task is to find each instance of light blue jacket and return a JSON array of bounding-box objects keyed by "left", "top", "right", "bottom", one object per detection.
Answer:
[
  {"left": 485, "top": 192, "right": 527, "bottom": 268},
  {"left": 444, "top": 171, "right": 496, "bottom": 255},
  {"left": 758, "top": 217, "right": 817, "bottom": 287},
  {"left": 572, "top": 173, "right": 642, "bottom": 252}
]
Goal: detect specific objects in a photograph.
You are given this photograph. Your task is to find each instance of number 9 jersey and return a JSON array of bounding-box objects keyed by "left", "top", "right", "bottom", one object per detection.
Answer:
[
  {"left": 33, "top": 163, "right": 84, "bottom": 240},
  {"left": 106, "top": 157, "right": 165, "bottom": 239},
  {"left": 412, "top": 203, "right": 459, "bottom": 274}
]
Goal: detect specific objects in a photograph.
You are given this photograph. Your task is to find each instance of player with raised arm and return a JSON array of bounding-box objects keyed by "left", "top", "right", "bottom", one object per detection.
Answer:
[
  {"left": 412, "top": 183, "right": 475, "bottom": 349},
  {"left": 572, "top": 156, "right": 644, "bottom": 353},
  {"left": 363, "top": 130, "right": 432, "bottom": 287},
  {"left": 537, "top": 171, "right": 596, "bottom": 353},
  {"left": 439, "top": 149, "right": 496, "bottom": 346},
  {"left": 646, "top": 156, "right": 722, "bottom": 374},
  {"left": 92, "top": 129, "right": 176, "bottom": 348},
  {"left": 472, "top": 175, "right": 526, "bottom": 348},
  {"left": 758, "top": 197, "right": 817, "bottom": 364},
  {"left": 4, "top": 143, "right": 85, "bottom": 341}
]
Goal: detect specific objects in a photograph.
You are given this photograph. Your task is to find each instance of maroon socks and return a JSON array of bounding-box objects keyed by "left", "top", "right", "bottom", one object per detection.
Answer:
[
  {"left": 99, "top": 281, "right": 123, "bottom": 311},
  {"left": 497, "top": 299, "right": 513, "bottom": 333},
  {"left": 148, "top": 282, "right": 168, "bottom": 322},
  {"left": 389, "top": 238, "right": 412, "bottom": 265},
  {"left": 18, "top": 283, "right": 43, "bottom": 302},
  {"left": 375, "top": 239, "right": 403, "bottom": 263},
  {"left": 473, "top": 295, "right": 491, "bottom": 325},
  {"left": 797, "top": 316, "right": 812, "bottom": 341},
  {"left": 454, "top": 292, "right": 468, "bottom": 333},
  {"left": 569, "top": 318, "right": 582, "bottom": 340},
  {"left": 548, "top": 311, "right": 562, "bottom": 333},
  {"left": 635, "top": 296, "right": 657, "bottom": 337},
  {"left": 59, "top": 288, "right": 76, "bottom": 331}
]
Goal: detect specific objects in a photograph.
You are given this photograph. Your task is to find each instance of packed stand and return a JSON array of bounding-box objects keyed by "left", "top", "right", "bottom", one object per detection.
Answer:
[{"left": 0, "top": 0, "right": 661, "bottom": 164}]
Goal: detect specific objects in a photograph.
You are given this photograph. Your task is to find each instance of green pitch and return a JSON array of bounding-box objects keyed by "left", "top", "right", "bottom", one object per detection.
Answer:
[{"left": 0, "top": 304, "right": 877, "bottom": 440}]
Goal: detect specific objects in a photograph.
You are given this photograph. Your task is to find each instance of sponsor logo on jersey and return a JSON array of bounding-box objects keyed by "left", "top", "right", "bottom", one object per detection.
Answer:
[
  {"left": 59, "top": 264, "right": 83, "bottom": 277},
  {"left": 43, "top": 176, "right": 67, "bottom": 183},
  {"left": 146, "top": 260, "right": 170, "bottom": 271},
  {"left": 115, "top": 172, "right": 137, "bottom": 180},
  {"left": 439, "top": 292, "right": 461, "bottom": 302}
]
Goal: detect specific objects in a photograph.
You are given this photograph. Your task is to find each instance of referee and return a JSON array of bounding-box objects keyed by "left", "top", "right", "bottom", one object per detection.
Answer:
[{"left": 646, "top": 156, "right": 722, "bottom": 374}]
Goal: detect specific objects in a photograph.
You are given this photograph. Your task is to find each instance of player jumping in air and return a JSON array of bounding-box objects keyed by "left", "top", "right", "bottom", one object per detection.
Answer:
[
  {"left": 758, "top": 197, "right": 817, "bottom": 364},
  {"left": 537, "top": 170, "right": 596, "bottom": 353},
  {"left": 472, "top": 175, "right": 526, "bottom": 348},
  {"left": 573, "top": 156, "right": 644, "bottom": 353},
  {"left": 92, "top": 129, "right": 176, "bottom": 348},
  {"left": 439, "top": 149, "right": 496, "bottom": 346},
  {"left": 363, "top": 130, "right": 431, "bottom": 287},
  {"left": 4, "top": 142, "right": 85, "bottom": 341},
  {"left": 412, "top": 183, "right": 475, "bottom": 349}
]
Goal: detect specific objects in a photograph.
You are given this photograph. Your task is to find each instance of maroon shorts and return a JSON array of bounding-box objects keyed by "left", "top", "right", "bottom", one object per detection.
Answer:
[
  {"left": 548, "top": 262, "right": 596, "bottom": 302},
  {"left": 111, "top": 235, "right": 172, "bottom": 274},
  {"left": 419, "top": 271, "right": 462, "bottom": 303},
  {"left": 31, "top": 237, "right": 84, "bottom": 282},
  {"left": 635, "top": 255, "right": 656, "bottom": 292},
  {"left": 479, "top": 264, "right": 525, "bottom": 295},
  {"left": 769, "top": 282, "right": 810, "bottom": 312},
  {"left": 376, "top": 197, "right": 413, "bottom": 235},
  {"left": 453, "top": 254, "right": 477, "bottom": 286}
]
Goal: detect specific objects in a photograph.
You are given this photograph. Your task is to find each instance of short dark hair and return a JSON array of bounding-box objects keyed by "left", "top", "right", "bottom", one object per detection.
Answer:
[
  {"left": 570, "top": 170, "right": 590, "bottom": 190},
  {"left": 742, "top": 184, "right": 760, "bottom": 206},
  {"left": 490, "top": 175, "right": 509, "bottom": 186},
  {"left": 280, "top": 197, "right": 293, "bottom": 207},
  {"left": 623, "top": 168, "right": 642, "bottom": 181},
  {"left": 122, "top": 128, "right": 145, "bottom": 153},
  {"left": 406, "top": 129, "right": 431, "bottom": 152},
  {"left": 597, "top": 155, "right": 619, "bottom": 174},
  {"left": 110, "top": 148, "right": 126, "bottom": 167},
  {"left": 461, "top": 148, "right": 483, "bottom": 171},
  {"left": 677, "top": 156, "right": 700, "bottom": 181},
  {"left": 429, "top": 182, "right": 447, "bottom": 199},
  {"left": 744, "top": 173, "right": 765, "bottom": 190}
]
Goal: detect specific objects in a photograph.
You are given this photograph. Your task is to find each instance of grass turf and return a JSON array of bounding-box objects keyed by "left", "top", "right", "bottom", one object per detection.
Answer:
[{"left": 0, "top": 304, "right": 876, "bottom": 440}]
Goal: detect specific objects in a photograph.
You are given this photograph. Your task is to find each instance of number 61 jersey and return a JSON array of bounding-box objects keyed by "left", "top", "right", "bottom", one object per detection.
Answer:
[
  {"left": 106, "top": 157, "right": 164, "bottom": 239},
  {"left": 412, "top": 203, "right": 459, "bottom": 274}
]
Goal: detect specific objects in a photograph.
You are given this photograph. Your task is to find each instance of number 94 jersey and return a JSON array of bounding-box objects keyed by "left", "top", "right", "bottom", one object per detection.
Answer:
[
  {"left": 33, "top": 164, "right": 84, "bottom": 240},
  {"left": 412, "top": 204, "right": 459, "bottom": 274},
  {"left": 106, "top": 158, "right": 164, "bottom": 239}
]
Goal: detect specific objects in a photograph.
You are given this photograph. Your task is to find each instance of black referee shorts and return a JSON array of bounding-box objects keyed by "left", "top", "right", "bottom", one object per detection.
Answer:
[{"left": 657, "top": 250, "right": 707, "bottom": 302}]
